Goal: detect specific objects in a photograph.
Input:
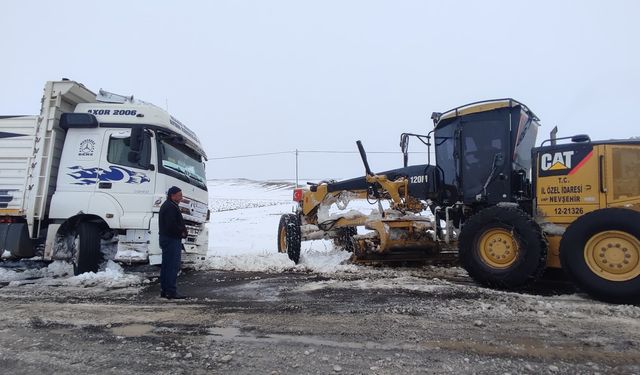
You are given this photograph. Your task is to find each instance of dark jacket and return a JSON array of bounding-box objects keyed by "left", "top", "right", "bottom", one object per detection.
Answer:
[{"left": 159, "top": 198, "right": 186, "bottom": 239}]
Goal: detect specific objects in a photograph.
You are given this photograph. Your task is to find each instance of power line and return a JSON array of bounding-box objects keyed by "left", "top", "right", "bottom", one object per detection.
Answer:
[
  {"left": 209, "top": 149, "right": 430, "bottom": 160},
  {"left": 208, "top": 151, "right": 293, "bottom": 160},
  {"left": 299, "top": 150, "right": 403, "bottom": 154}
]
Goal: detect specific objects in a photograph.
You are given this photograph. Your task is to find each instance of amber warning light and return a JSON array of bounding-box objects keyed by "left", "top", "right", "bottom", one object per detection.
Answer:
[{"left": 293, "top": 188, "right": 304, "bottom": 202}]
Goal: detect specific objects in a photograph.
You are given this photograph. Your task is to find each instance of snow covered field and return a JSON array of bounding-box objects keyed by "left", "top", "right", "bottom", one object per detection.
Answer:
[{"left": 205, "top": 179, "right": 361, "bottom": 273}]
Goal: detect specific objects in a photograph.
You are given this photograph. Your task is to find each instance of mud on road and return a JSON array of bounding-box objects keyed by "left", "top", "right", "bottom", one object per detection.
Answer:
[{"left": 0, "top": 266, "right": 639, "bottom": 374}]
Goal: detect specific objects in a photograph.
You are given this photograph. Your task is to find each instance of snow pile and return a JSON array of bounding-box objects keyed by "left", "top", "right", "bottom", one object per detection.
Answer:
[
  {"left": 298, "top": 249, "right": 359, "bottom": 273},
  {"left": 45, "top": 260, "right": 74, "bottom": 276},
  {"left": 4, "top": 260, "right": 142, "bottom": 289},
  {"left": 201, "top": 252, "right": 296, "bottom": 272},
  {"left": 1, "top": 260, "right": 73, "bottom": 283},
  {"left": 61, "top": 261, "right": 143, "bottom": 288},
  {"left": 1, "top": 250, "right": 11, "bottom": 259},
  {"left": 295, "top": 275, "right": 454, "bottom": 294},
  {"left": 200, "top": 248, "right": 359, "bottom": 274}
]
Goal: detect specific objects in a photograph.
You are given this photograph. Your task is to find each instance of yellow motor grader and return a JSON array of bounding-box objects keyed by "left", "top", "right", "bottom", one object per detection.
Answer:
[{"left": 278, "top": 99, "right": 640, "bottom": 303}]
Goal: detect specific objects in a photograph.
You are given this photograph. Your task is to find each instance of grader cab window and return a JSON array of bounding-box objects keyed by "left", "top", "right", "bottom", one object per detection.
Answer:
[
  {"left": 461, "top": 120, "right": 507, "bottom": 199},
  {"left": 611, "top": 146, "right": 640, "bottom": 201},
  {"left": 434, "top": 122, "right": 456, "bottom": 186}
]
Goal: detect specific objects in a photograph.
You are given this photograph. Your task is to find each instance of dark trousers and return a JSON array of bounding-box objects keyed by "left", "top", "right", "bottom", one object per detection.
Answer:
[{"left": 159, "top": 235, "right": 182, "bottom": 296}]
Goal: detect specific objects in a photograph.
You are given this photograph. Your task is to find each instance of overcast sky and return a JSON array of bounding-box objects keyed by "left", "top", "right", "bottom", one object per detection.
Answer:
[{"left": 1, "top": 1, "right": 639, "bottom": 181}]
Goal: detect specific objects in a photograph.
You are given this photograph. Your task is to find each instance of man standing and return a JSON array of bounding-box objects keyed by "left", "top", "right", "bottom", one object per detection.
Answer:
[{"left": 159, "top": 186, "right": 188, "bottom": 299}]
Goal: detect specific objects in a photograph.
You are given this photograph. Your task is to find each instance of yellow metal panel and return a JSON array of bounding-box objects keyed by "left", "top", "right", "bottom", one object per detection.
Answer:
[
  {"left": 536, "top": 145, "right": 603, "bottom": 224},
  {"left": 439, "top": 100, "right": 512, "bottom": 121},
  {"left": 545, "top": 235, "right": 562, "bottom": 268}
]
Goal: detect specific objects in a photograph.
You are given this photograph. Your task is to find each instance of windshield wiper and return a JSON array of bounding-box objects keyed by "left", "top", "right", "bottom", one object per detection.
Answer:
[
  {"left": 184, "top": 169, "right": 204, "bottom": 183},
  {"left": 163, "top": 162, "right": 207, "bottom": 188},
  {"left": 163, "top": 163, "right": 189, "bottom": 177}
]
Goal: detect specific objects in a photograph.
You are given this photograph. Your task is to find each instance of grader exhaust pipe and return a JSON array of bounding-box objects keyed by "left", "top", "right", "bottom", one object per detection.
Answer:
[{"left": 356, "top": 140, "right": 373, "bottom": 176}]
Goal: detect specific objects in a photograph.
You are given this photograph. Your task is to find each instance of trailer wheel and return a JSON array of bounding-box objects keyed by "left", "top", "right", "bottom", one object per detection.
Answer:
[
  {"left": 72, "top": 222, "right": 102, "bottom": 275},
  {"left": 333, "top": 227, "right": 358, "bottom": 252},
  {"left": 459, "top": 206, "right": 547, "bottom": 289},
  {"left": 560, "top": 208, "right": 640, "bottom": 304},
  {"left": 278, "top": 214, "right": 301, "bottom": 264}
]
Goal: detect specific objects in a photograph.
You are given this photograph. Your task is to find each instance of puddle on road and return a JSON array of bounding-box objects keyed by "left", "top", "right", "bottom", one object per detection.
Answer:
[
  {"left": 111, "top": 324, "right": 156, "bottom": 337},
  {"left": 216, "top": 280, "right": 283, "bottom": 302},
  {"left": 207, "top": 326, "right": 418, "bottom": 351}
]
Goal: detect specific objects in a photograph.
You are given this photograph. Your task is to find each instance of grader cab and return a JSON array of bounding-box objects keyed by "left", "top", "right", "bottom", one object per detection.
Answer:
[{"left": 277, "top": 99, "right": 640, "bottom": 303}]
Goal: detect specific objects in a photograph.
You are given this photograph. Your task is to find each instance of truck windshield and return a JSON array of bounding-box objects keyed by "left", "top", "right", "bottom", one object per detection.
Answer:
[{"left": 158, "top": 139, "right": 207, "bottom": 190}]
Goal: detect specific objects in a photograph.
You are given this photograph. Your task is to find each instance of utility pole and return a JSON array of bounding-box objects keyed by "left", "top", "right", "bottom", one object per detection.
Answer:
[{"left": 295, "top": 149, "right": 299, "bottom": 187}]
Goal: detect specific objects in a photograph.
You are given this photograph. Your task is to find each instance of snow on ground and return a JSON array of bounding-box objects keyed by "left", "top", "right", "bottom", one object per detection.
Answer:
[
  {"left": 0, "top": 260, "right": 71, "bottom": 283},
  {"left": 1, "top": 260, "right": 143, "bottom": 288},
  {"left": 205, "top": 179, "right": 364, "bottom": 273}
]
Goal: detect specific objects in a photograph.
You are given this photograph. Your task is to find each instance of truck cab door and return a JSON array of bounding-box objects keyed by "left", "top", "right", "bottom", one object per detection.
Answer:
[{"left": 97, "top": 128, "right": 155, "bottom": 228}]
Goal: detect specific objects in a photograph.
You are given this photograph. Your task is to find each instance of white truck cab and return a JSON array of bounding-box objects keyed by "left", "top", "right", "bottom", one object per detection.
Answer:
[{"left": 0, "top": 80, "right": 209, "bottom": 274}]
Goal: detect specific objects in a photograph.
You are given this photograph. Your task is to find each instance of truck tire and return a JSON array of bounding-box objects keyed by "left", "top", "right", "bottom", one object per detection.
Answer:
[
  {"left": 278, "top": 214, "right": 301, "bottom": 264},
  {"left": 560, "top": 208, "right": 640, "bottom": 304},
  {"left": 459, "top": 206, "right": 547, "bottom": 289},
  {"left": 73, "top": 222, "right": 102, "bottom": 275}
]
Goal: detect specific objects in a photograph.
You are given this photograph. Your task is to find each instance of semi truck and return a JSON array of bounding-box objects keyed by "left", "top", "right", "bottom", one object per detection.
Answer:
[{"left": 0, "top": 79, "right": 209, "bottom": 274}]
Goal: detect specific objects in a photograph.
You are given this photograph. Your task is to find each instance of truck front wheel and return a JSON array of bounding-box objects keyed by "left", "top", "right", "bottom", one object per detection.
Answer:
[{"left": 72, "top": 222, "right": 102, "bottom": 275}]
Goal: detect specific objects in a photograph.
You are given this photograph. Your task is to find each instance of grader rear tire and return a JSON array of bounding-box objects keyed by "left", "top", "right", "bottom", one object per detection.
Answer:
[
  {"left": 560, "top": 208, "right": 640, "bottom": 304},
  {"left": 278, "top": 214, "right": 301, "bottom": 264},
  {"left": 459, "top": 206, "right": 547, "bottom": 289}
]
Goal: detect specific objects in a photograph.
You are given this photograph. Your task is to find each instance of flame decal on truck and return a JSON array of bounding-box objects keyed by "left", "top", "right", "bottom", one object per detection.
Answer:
[{"left": 67, "top": 166, "right": 150, "bottom": 185}]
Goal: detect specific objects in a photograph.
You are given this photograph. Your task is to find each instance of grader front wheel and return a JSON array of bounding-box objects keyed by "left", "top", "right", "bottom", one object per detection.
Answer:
[
  {"left": 477, "top": 228, "right": 520, "bottom": 269},
  {"left": 278, "top": 214, "right": 302, "bottom": 264},
  {"left": 459, "top": 206, "right": 547, "bottom": 289}
]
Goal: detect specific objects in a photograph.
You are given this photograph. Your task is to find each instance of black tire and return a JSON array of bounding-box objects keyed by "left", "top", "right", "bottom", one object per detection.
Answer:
[
  {"left": 73, "top": 222, "right": 102, "bottom": 275},
  {"left": 333, "top": 227, "right": 358, "bottom": 252},
  {"left": 560, "top": 208, "right": 640, "bottom": 304},
  {"left": 459, "top": 205, "right": 547, "bottom": 289},
  {"left": 277, "top": 214, "right": 301, "bottom": 264}
]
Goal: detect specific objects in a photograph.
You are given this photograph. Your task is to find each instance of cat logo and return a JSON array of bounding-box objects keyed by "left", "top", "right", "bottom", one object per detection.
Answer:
[{"left": 540, "top": 151, "right": 574, "bottom": 171}]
